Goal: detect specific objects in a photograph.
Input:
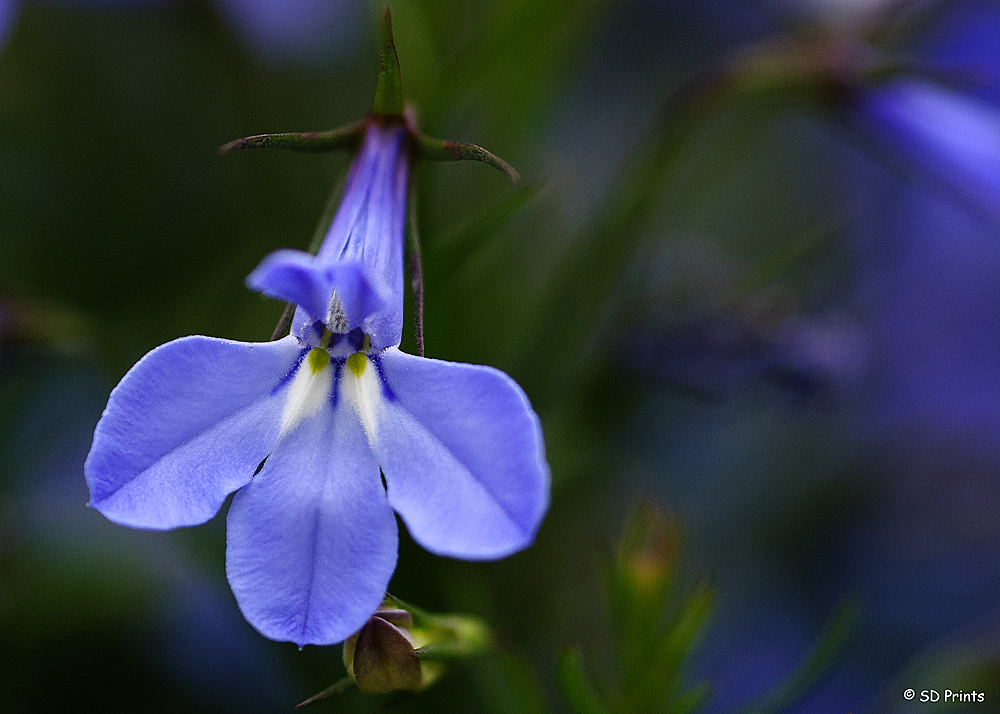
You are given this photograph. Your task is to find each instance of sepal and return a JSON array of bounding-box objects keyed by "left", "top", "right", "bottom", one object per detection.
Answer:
[
  {"left": 219, "top": 120, "right": 366, "bottom": 154},
  {"left": 372, "top": 8, "right": 405, "bottom": 118},
  {"left": 393, "top": 595, "right": 491, "bottom": 663},
  {"left": 247, "top": 250, "right": 388, "bottom": 336},
  {"left": 412, "top": 126, "right": 520, "bottom": 182}
]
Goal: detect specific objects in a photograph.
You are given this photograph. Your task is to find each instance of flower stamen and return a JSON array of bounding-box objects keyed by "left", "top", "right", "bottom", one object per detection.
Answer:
[{"left": 327, "top": 289, "right": 350, "bottom": 334}]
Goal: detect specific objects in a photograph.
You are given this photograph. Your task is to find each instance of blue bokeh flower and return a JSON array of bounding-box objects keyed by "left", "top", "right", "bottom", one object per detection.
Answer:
[
  {"left": 856, "top": 78, "right": 1000, "bottom": 224},
  {"left": 84, "top": 121, "right": 550, "bottom": 647}
]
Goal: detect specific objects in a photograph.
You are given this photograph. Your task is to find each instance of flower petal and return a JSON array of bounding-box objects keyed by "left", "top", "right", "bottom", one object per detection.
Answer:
[
  {"left": 226, "top": 396, "right": 397, "bottom": 646},
  {"left": 316, "top": 124, "right": 409, "bottom": 348},
  {"left": 247, "top": 125, "right": 409, "bottom": 350},
  {"left": 373, "top": 348, "right": 549, "bottom": 560},
  {"left": 247, "top": 250, "right": 387, "bottom": 344},
  {"left": 246, "top": 249, "right": 336, "bottom": 327},
  {"left": 85, "top": 335, "right": 302, "bottom": 530},
  {"left": 246, "top": 250, "right": 388, "bottom": 336},
  {"left": 859, "top": 80, "right": 1000, "bottom": 217}
]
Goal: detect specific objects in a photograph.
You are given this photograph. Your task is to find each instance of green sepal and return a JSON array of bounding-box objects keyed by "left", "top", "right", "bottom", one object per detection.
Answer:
[
  {"left": 218, "top": 120, "right": 366, "bottom": 154},
  {"left": 414, "top": 132, "right": 520, "bottom": 182},
  {"left": 372, "top": 8, "right": 405, "bottom": 118},
  {"left": 385, "top": 594, "right": 492, "bottom": 661},
  {"left": 414, "top": 625, "right": 489, "bottom": 662}
]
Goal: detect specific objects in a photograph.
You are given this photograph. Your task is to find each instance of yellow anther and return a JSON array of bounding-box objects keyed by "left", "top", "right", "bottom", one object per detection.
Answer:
[
  {"left": 308, "top": 347, "right": 331, "bottom": 373},
  {"left": 346, "top": 352, "right": 367, "bottom": 377}
]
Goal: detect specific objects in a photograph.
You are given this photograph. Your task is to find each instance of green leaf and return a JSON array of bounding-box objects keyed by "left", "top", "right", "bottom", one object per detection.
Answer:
[
  {"left": 667, "top": 682, "right": 711, "bottom": 714},
  {"left": 558, "top": 649, "right": 610, "bottom": 714},
  {"left": 429, "top": 179, "right": 543, "bottom": 279},
  {"left": 730, "top": 598, "right": 859, "bottom": 714},
  {"left": 444, "top": 0, "right": 614, "bottom": 136},
  {"left": 475, "top": 651, "right": 551, "bottom": 714},
  {"left": 655, "top": 580, "right": 714, "bottom": 678}
]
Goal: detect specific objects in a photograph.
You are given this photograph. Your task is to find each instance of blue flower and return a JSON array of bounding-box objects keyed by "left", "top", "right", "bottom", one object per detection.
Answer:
[
  {"left": 857, "top": 79, "right": 1000, "bottom": 222},
  {"left": 84, "top": 122, "right": 550, "bottom": 647}
]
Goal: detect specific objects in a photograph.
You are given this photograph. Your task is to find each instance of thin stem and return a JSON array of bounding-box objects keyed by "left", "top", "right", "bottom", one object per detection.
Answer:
[
  {"left": 270, "top": 303, "right": 295, "bottom": 341},
  {"left": 309, "top": 170, "right": 349, "bottom": 255},
  {"left": 406, "top": 169, "right": 425, "bottom": 357},
  {"left": 295, "top": 676, "right": 355, "bottom": 709},
  {"left": 268, "top": 169, "right": 350, "bottom": 341}
]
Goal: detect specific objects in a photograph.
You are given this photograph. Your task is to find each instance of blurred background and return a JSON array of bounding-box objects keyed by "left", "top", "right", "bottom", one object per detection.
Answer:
[{"left": 3, "top": 0, "right": 1000, "bottom": 711}]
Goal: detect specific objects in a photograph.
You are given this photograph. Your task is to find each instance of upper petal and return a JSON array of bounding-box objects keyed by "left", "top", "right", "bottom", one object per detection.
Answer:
[
  {"left": 246, "top": 249, "right": 339, "bottom": 328},
  {"left": 85, "top": 335, "right": 302, "bottom": 530},
  {"left": 246, "top": 125, "right": 408, "bottom": 349},
  {"left": 226, "top": 395, "right": 397, "bottom": 647},
  {"left": 246, "top": 250, "right": 387, "bottom": 336},
  {"left": 315, "top": 124, "right": 409, "bottom": 348},
  {"left": 372, "top": 348, "right": 550, "bottom": 560},
  {"left": 859, "top": 80, "right": 1000, "bottom": 216}
]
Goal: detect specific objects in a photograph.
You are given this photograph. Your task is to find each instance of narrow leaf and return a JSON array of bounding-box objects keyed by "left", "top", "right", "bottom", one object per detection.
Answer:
[
  {"left": 557, "top": 649, "right": 609, "bottom": 714},
  {"left": 730, "top": 598, "right": 859, "bottom": 714}
]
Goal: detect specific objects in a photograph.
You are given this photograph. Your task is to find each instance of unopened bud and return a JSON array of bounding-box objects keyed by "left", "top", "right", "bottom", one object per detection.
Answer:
[
  {"left": 343, "top": 608, "right": 421, "bottom": 694},
  {"left": 342, "top": 598, "right": 491, "bottom": 695},
  {"left": 616, "top": 501, "right": 679, "bottom": 602}
]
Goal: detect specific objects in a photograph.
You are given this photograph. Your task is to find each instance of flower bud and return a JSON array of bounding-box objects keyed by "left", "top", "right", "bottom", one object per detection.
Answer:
[
  {"left": 343, "top": 608, "right": 422, "bottom": 694},
  {"left": 616, "top": 501, "right": 679, "bottom": 606},
  {"left": 342, "top": 599, "right": 490, "bottom": 695}
]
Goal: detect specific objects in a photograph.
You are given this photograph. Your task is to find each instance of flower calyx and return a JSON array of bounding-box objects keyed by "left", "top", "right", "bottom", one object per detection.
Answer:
[
  {"left": 218, "top": 9, "right": 518, "bottom": 183},
  {"left": 218, "top": 119, "right": 367, "bottom": 155},
  {"left": 713, "top": 8, "right": 972, "bottom": 109},
  {"left": 371, "top": 8, "right": 404, "bottom": 118},
  {"left": 338, "top": 597, "right": 491, "bottom": 697}
]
